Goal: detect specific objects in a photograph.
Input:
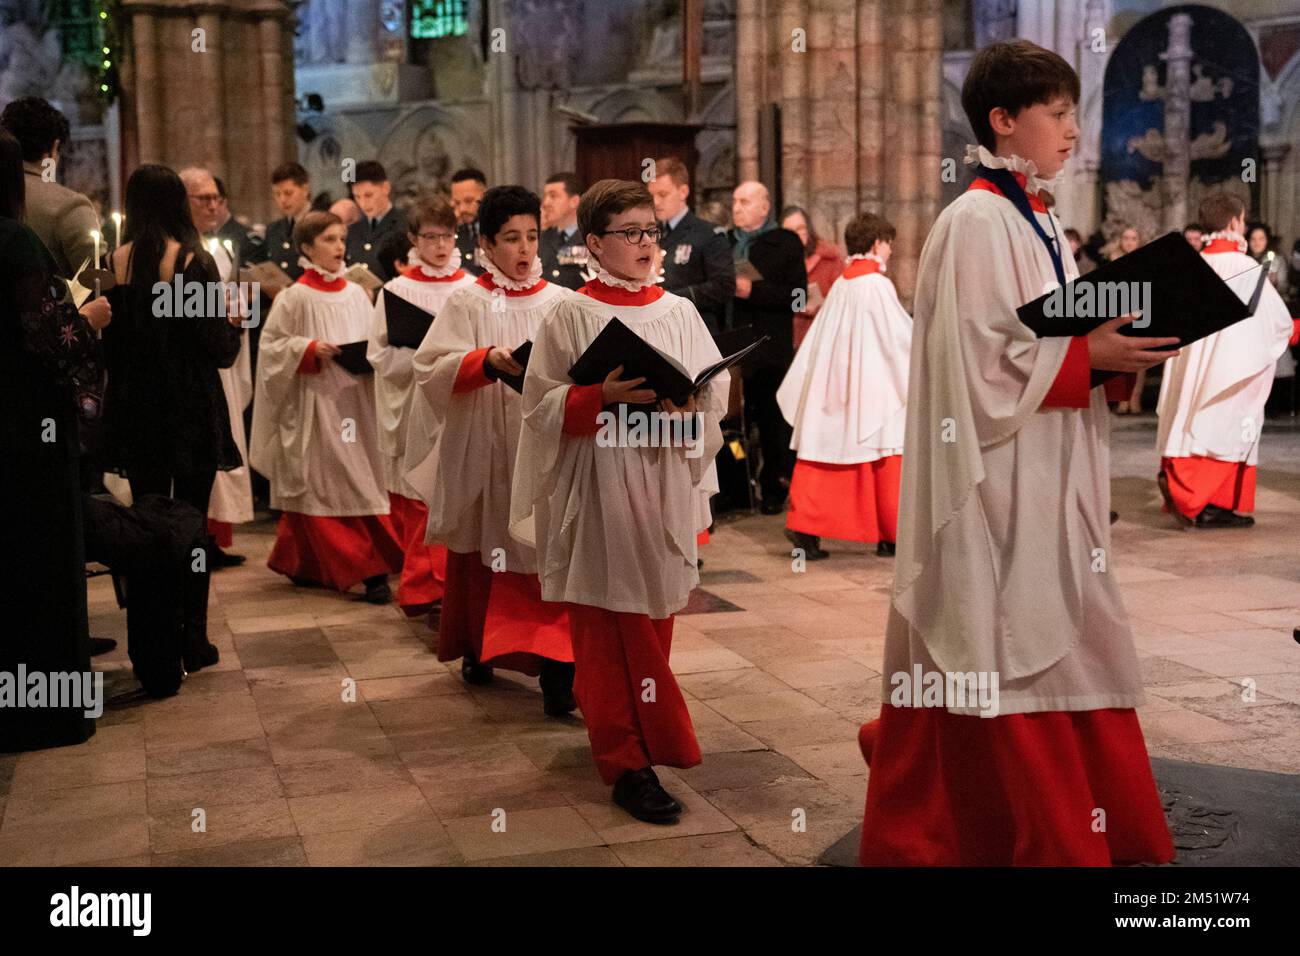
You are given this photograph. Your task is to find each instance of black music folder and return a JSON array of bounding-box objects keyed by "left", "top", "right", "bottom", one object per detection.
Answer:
[
  {"left": 568, "top": 317, "right": 767, "bottom": 405},
  {"left": 1016, "top": 231, "right": 1266, "bottom": 384},
  {"left": 492, "top": 340, "right": 533, "bottom": 394},
  {"left": 333, "top": 340, "right": 373, "bottom": 375},
  {"left": 383, "top": 289, "right": 436, "bottom": 349}
]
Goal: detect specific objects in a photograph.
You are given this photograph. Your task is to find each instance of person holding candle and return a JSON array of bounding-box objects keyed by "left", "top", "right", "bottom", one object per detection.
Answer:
[{"left": 102, "top": 165, "right": 242, "bottom": 670}]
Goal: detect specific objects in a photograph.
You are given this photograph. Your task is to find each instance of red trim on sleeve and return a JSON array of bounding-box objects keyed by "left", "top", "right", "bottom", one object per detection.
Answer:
[
  {"left": 297, "top": 340, "right": 322, "bottom": 374},
  {"left": 562, "top": 383, "right": 607, "bottom": 436},
  {"left": 453, "top": 347, "right": 493, "bottom": 393},
  {"left": 1104, "top": 372, "right": 1137, "bottom": 404},
  {"left": 1040, "top": 336, "right": 1091, "bottom": 409},
  {"left": 1290, "top": 318, "right": 1300, "bottom": 347}
]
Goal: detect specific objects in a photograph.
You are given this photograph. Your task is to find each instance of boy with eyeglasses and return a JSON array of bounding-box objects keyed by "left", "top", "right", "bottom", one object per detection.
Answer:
[
  {"left": 511, "top": 179, "right": 728, "bottom": 823},
  {"left": 367, "top": 197, "right": 474, "bottom": 615}
]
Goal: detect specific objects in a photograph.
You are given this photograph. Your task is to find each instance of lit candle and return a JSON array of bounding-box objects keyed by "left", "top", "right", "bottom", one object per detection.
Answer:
[
  {"left": 90, "top": 229, "right": 101, "bottom": 267},
  {"left": 111, "top": 211, "right": 122, "bottom": 249}
]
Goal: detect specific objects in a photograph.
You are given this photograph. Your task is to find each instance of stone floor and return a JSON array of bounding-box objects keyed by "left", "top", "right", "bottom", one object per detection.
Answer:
[{"left": 2, "top": 414, "right": 1298, "bottom": 867}]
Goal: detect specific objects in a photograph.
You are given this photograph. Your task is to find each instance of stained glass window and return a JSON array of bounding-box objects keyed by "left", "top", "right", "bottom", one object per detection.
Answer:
[{"left": 411, "top": 0, "right": 468, "bottom": 40}]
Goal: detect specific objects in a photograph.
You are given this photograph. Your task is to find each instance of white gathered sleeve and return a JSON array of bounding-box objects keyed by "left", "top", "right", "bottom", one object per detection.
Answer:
[
  {"left": 510, "top": 291, "right": 725, "bottom": 619},
  {"left": 1155, "top": 251, "right": 1293, "bottom": 465},
  {"left": 883, "top": 191, "right": 1145, "bottom": 716},
  {"left": 407, "top": 282, "right": 567, "bottom": 569},
  {"left": 248, "top": 282, "right": 390, "bottom": 516}
]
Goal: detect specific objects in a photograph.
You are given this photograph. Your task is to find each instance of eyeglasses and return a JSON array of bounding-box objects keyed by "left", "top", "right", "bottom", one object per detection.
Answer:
[
  {"left": 416, "top": 232, "right": 456, "bottom": 243},
  {"left": 601, "top": 226, "right": 660, "bottom": 244}
]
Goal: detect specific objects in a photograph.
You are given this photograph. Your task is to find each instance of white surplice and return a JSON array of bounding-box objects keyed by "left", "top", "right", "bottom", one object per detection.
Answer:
[
  {"left": 367, "top": 270, "right": 474, "bottom": 500},
  {"left": 777, "top": 265, "right": 912, "bottom": 463},
  {"left": 408, "top": 278, "right": 568, "bottom": 571},
  {"left": 249, "top": 280, "right": 390, "bottom": 516},
  {"left": 207, "top": 241, "right": 254, "bottom": 524},
  {"left": 887, "top": 187, "right": 1145, "bottom": 716},
  {"left": 1156, "top": 248, "right": 1293, "bottom": 465},
  {"left": 509, "top": 287, "right": 727, "bottom": 619}
]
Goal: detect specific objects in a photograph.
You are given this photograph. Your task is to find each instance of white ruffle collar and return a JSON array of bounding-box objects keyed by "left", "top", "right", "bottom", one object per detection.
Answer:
[
  {"left": 298, "top": 255, "right": 345, "bottom": 282},
  {"left": 846, "top": 252, "right": 887, "bottom": 273},
  {"left": 593, "top": 266, "right": 657, "bottom": 292},
  {"left": 408, "top": 246, "right": 462, "bottom": 277},
  {"left": 481, "top": 253, "right": 543, "bottom": 291},
  {"left": 1203, "top": 230, "right": 1248, "bottom": 253},
  {"left": 964, "top": 144, "right": 1063, "bottom": 197}
]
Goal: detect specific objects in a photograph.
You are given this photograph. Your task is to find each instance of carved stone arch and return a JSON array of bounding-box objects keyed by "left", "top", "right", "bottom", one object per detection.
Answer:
[
  {"left": 377, "top": 104, "right": 492, "bottom": 205},
  {"left": 587, "top": 86, "right": 679, "bottom": 125},
  {"left": 300, "top": 112, "right": 375, "bottom": 204}
]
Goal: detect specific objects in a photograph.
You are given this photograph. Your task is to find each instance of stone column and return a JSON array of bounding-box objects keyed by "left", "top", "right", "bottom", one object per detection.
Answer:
[
  {"left": 258, "top": 14, "right": 288, "bottom": 222},
  {"left": 1161, "top": 12, "right": 1193, "bottom": 233},
  {"left": 346, "top": 0, "right": 379, "bottom": 65},
  {"left": 855, "top": 0, "right": 884, "bottom": 209},
  {"left": 195, "top": 10, "right": 226, "bottom": 171},
  {"left": 734, "top": 0, "right": 763, "bottom": 182},
  {"left": 777, "top": 0, "right": 808, "bottom": 206},
  {"left": 130, "top": 10, "right": 162, "bottom": 164}
]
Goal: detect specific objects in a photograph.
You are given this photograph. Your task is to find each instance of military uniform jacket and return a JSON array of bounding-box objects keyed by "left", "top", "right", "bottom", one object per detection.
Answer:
[{"left": 660, "top": 211, "right": 735, "bottom": 336}]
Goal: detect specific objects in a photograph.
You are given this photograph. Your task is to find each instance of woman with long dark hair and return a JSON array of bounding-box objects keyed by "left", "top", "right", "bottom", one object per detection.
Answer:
[
  {"left": 103, "top": 164, "right": 242, "bottom": 523},
  {"left": 0, "top": 128, "right": 111, "bottom": 749}
]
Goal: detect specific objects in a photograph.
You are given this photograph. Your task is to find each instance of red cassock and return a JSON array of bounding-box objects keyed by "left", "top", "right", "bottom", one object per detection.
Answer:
[
  {"left": 433, "top": 343, "right": 571, "bottom": 675},
  {"left": 207, "top": 519, "right": 233, "bottom": 549},
  {"left": 567, "top": 603, "right": 700, "bottom": 784},
  {"left": 858, "top": 326, "right": 1172, "bottom": 867},
  {"left": 265, "top": 312, "right": 404, "bottom": 592},
  {"left": 268, "top": 512, "right": 403, "bottom": 591},
  {"left": 387, "top": 493, "right": 447, "bottom": 611},
  {"left": 558, "top": 320, "right": 703, "bottom": 782},
  {"left": 786, "top": 457, "right": 901, "bottom": 543},
  {"left": 857, "top": 706, "right": 1173, "bottom": 866},
  {"left": 1159, "top": 456, "right": 1254, "bottom": 520}
]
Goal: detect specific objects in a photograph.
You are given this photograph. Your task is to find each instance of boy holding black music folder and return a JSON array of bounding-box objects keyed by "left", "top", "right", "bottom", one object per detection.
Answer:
[
  {"left": 409, "top": 186, "right": 576, "bottom": 717},
  {"left": 856, "top": 40, "right": 1181, "bottom": 865},
  {"left": 367, "top": 197, "right": 474, "bottom": 615},
  {"left": 250, "top": 211, "right": 402, "bottom": 605},
  {"left": 510, "top": 179, "right": 746, "bottom": 823}
]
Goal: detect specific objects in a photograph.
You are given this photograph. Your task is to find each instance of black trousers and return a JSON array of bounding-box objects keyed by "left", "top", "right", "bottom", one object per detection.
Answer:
[
  {"left": 129, "top": 467, "right": 216, "bottom": 520},
  {"left": 743, "top": 365, "right": 794, "bottom": 501}
]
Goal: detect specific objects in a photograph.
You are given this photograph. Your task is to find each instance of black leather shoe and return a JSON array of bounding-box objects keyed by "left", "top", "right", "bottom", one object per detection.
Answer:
[
  {"left": 1195, "top": 505, "right": 1255, "bottom": 528},
  {"left": 784, "top": 528, "right": 828, "bottom": 560},
  {"left": 461, "top": 651, "right": 494, "bottom": 685},
  {"left": 210, "top": 545, "right": 246, "bottom": 569},
  {"left": 539, "top": 660, "right": 577, "bottom": 716},
  {"left": 1110, "top": 511, "right": 1119, "bottom": 524},
  {"left": 875, "top": 540, "right": 896, "bottom": 557},
  {"left": 89, "top": 637, "right": 117, "bottom": 656},
  {"left": 759, "top": 497, "right": 786, "bottom": 515},
  {"left": 612, "top": 768, "right": 682, "bottom": 824},
  {"left": 363, "top": 574, "right": 391, "bottom": 604},
  {"left": 183, "top": 642, "right": 220, "bottom": 672}
]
